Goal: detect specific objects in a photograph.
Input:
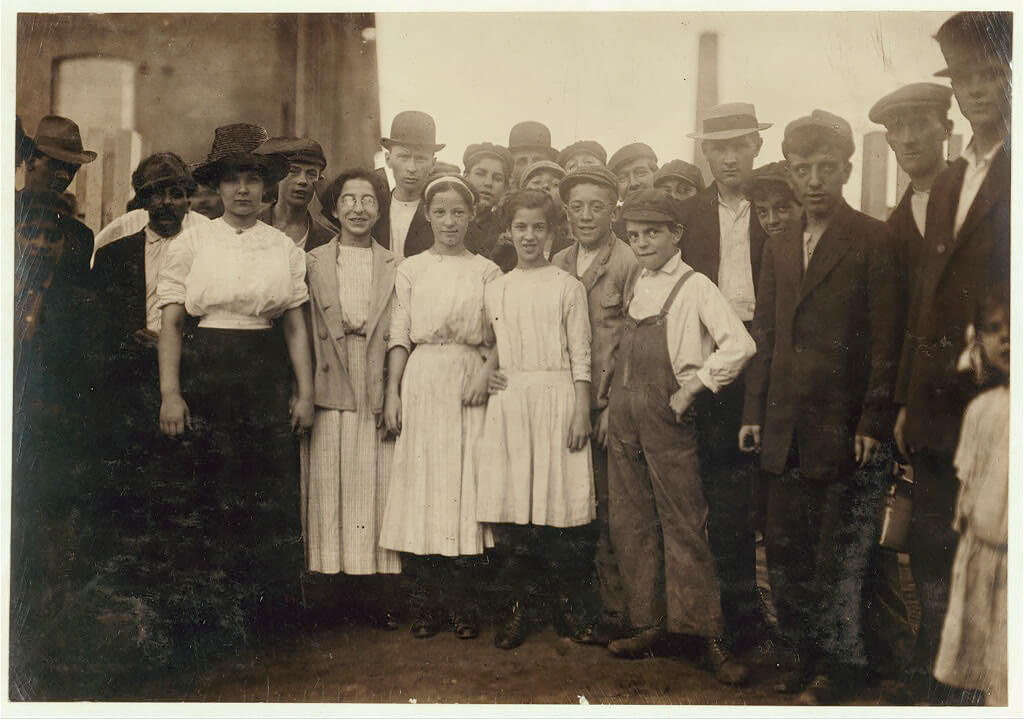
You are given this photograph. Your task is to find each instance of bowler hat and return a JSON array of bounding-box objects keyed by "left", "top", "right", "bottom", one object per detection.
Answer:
[
  {"left": 132, "top": 152, "right": 197, "bottom": 196},
  {"left": 255, "top": 136, "right": 327, "bottom": 169},
  {"left": 654, "top": 159, "right": 705, "bottom": 192},
  {"left": 608, "top": 143, "right": 658, "bottom": 174},
  {"left": 558, "top": 165, "right": 619, "bottom": 203},
  {"left": 869, "top": 83, "right": 953, "bottom": 125},
  {"left": 620, "top": 188, "right": 683, "bottom": 224},
  {"left": 508, "top": 121, "right": 558, "bottom": 160},
  {"left": 934, "top": 11, "right": 1012, "bottom": 77},
  {"left": 783, "top": 109, "right": 855, "bottom": 159},
  {"left": 520, "top": 160, "right": 565, "bottom": 187},
  {"left": 687, "top": 103, "right": 772, "bottom": 141},
  {"left": 381, "top": 111, "right": 445, "bottom": 151},
  {"left": 31, "top": 115, "right": 97, "bottom": 165},
  {"left": 192, "top": 123, "right": 286, "bottom": 186},
  {"left": 463, "top": 142, "right": 513, "bottom": 176},
  {"left": 558, "top": 140, "right": 607, "bottom": 168}
]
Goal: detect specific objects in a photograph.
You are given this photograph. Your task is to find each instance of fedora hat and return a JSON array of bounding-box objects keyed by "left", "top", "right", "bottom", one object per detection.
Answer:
[
  {"left": 192, "top": 123, "right": 286, "bottom": 186},
  {"left": 31, "top": 115, "right": 97, "bottom": 165},
  {"left": 381, "top": 111, "right": 445, "bottom": 151},
  {"left": 688, "top": 103, "right": 772, "bottom": 141}
]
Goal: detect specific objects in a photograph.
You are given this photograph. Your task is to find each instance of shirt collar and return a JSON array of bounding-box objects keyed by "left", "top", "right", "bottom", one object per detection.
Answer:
[
  {"left": 642, "top": 251, "right": 685, "bottom": 277},
  {"left": 962, "top": 137, "right": 1004, "bottom": 170},
  {"left": 145, "top": 225, "right": 178, "bottom": 244},
  {"left": 716, "top": 192, "right": 750, "bottom": 214}
]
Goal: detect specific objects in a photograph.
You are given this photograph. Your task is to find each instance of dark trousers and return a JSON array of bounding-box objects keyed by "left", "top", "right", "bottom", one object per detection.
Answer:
[
  {"left": 764, "top": 457, "right": 886, "bottom": 677},
  {"left": 906, "top": 449, "right": 959, "bottom": 678},
  {"left": 695, "top": 376, "right": 764, "bottom": 638},
  {"left": 402, "top": 554, "right": 486, "bottom": 617},
  {"left": 591, "top": 427, "right": 628, "bottom": 623}
]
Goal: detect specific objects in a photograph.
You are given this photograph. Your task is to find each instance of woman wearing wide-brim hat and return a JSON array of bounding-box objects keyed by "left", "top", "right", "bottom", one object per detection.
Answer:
[{"left": 155, "top": 123, "right": 315, "bottom": 642}]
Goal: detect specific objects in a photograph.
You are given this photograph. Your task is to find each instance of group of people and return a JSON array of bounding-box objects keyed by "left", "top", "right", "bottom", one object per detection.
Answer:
[{"left": 12, "top": 10, "right": 1010, "bottom": 706}]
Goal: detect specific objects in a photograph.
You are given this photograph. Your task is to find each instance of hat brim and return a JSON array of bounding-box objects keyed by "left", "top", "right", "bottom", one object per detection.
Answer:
[
  {"left": 192, "top": 153, "right": 287, "bottom": 187},
  {"left": 686, "top": 123, "right": 773, "bottom": 141},
  {"left": 620, "top": 209, "right": 679, "bottom": 224},
  {"left": 512, "top": 146, "right": 559, "bottom": 161},
  {"left": 35, "top": 142, "right": 98, "bottom": 165},
  {"left": 381, "top": 138, "right": 446, "bottom": 152},
  {"left": 558, "top": 173, "right": 617, "bottom": 203},
  {"left": 136, "top": 176, "right": 199, "bottom": 196},
  {"left": 654, "top": 174, "right": 702, "bottom": 189}
]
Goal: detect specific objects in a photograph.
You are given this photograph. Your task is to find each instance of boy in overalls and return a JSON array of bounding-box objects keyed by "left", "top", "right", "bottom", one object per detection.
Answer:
[{"left": 607, "top": 189, "right": 756, "bottom": 685}]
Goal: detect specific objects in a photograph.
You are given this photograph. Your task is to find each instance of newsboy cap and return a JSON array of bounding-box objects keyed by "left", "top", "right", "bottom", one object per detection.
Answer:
[
  {"left": 557, "top": 140, "right": 608, "bottom": 168},
  {"left": 608, "top": 143, "right": 658, "bottom": 174},
  {"left": 934, "top": 11, "right": 1012, "bottom": 77},
  {"left": 741, "top": 161, "right": 798, "bottom": 201},
  {"left": 868, "top": 83, "right": 953, "bottom": 125},
  {"left": 558, "top": 165, "right": 619, "bottom": 203},
  {"left": 783, "top": 109, "right": 855, "bottom": 158},
  {"left": 620, "top": 188, "right": 683, "bottom": 224},
  {"left": 520, "top": 160, "right": 566, "bottom": 187},
  {"left": 463, "top": 142, "right": 513, "bottom": 176},
  {"left": 654, "top": 159, "right": 705, "bottom": 192},
  {"left": 131, "top": 152, "right": 197, "bottom": 196},
  {"left": 255, "top": 137, "right": 327, "bottom": 169}
]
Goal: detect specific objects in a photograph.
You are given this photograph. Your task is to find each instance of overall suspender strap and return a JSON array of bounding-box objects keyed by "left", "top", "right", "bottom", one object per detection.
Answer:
[{"left": 659, "top": 269, "right": 696, "bottom": 317}]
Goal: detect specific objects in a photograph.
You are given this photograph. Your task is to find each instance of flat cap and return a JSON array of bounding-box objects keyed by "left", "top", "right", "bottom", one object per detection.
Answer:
[
  {"left": 783, "top": 109, "right": 855, "bottom": 158},
  {"left": 463, "top": 142, "right": 513, "bottom": 176},
  {"left": 741, "top": 161, "right": 798, "bottom": 200},
  {"left": 934, "top": 11, "right": 1012, "bottom": 77},
  {"left": 654, "top": 159, "right": 705, "bottom": 192},
  {"left": 608, "top": 143, "right": 658, "bottom": 174},
  {"left": 620, "top": 188, "right": 682, "bottom": 224},
  {"left": 869, "top": 83, "right": 953, "bottom": 125},
  {"left": 557, "top": 140, "right": 608, "bottom": 168},
  {"left": 520, "top": 160, "right": 566, "bottom": 187},
  {"left": 558, "top": 165, "right": 619, "bottom": 203},
  {"left": 255, "top": 137, "right": 327, "bottom": 169}
]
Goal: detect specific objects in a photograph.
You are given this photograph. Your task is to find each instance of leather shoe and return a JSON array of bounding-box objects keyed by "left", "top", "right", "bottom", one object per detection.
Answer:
[
  {"left": 452, "top": 609, "right": 480, "bottom": 640},
  {"left": 704, "top": 637, "right": 751, "bottom": 686},
  {"left": 553, "top": 596, "right": 604, "bottom": 645},
  {"left": 608, "top": 627, "right": 664, "bottom": 658},
  {"left": 410, "top": 610, "right": 440, "bottom": 639},
  {"left": 494, "top": 600, "right": 528, "bottom": 650}
]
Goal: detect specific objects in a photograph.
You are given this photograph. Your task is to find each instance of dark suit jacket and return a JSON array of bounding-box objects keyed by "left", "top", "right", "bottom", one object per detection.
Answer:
[
  {"left": 373, "top": 195, "right": 435, "bottom": 258},
  {"left": 678, "top": 183, "right": 768, "bottom": 298},
  {"left": 897, "top": 142, "right": 1011, "bottom": 454},
  {"left": 258, "top": 203, "right": 335, "bottom": 252},
  {"left": 743, "top": 202, "right": 901, "bottom": 479}
]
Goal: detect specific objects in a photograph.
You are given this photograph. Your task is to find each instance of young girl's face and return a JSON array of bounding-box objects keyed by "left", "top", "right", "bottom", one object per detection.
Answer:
[
  {"left": 427, "top": 188, "right": 472, "bottom": 250},
  {"left": 509, "top": 206, "right": 550, "bottom": 268},
  {"left": 980, "top": 304, "right": 1010, "bottom": 379}
]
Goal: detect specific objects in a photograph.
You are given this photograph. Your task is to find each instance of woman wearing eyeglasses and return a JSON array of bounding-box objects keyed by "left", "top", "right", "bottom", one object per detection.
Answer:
[
  {"left": 301, "top": 169, "right": 402, "bottom": 624},
  {"left": 255, "top": 137, "right": 336, "bottom": 251}
]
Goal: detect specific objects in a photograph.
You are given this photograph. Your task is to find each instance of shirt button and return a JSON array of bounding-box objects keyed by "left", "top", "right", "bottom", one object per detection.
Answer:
[
  {"left": 321, "top": 362, "right": 330, "bottom": 371},
  {"left": 937, "top": 244, "right": 946, "bottom": 254},
  {"left": 318, "top": 329, "right": 328, "bottom": 340}
]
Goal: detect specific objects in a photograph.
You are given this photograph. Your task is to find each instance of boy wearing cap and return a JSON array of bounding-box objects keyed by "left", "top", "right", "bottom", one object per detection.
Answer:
[
  {"left": 255, "top": 137, "right": 334, "bottom": 251},
  {"left": 740, "top": 109, "right": 901, "bottom": 704},
  {"left": 558, "top": 140, "right": 607, "bottom": 174},
  {"left": 741, "top": 162, "right": 803, "bottom": 238},
  {"left": 607, "top": 188, "right": 754, "bottom": 685},
  {"left": 654, "top": 159, "right": 705, "bottom": 203},
  {"left": 375, "top": 111, "right": 444, "bottom": 259},
  {"left": 463, "top": 142, "right": 512, "bottom": 260},
  {"left": 894, "top": 11, "right": 1011, "bottom": 704},
  {"left": 677, "top": 103, "right": 772, "bottom": 651}
]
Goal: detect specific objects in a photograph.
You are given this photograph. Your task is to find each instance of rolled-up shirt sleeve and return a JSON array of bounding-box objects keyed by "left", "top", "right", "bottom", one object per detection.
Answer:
[
  {"left": 388, "top": 265, "right": 413, "bottom": 352},
  {"left": 565, "top": 278, "right": 592, "bottom": 384},
  {"left": 284, "top": 242, "right": 310, "bottom": 310},
  {"left": 155, "top": 229, "right": 195, "bottom": 309}
]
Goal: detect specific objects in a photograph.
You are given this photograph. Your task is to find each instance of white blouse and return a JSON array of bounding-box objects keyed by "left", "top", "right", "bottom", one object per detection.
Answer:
[{"left": 156, "top": 218, "right": 309, "bottom": 329}]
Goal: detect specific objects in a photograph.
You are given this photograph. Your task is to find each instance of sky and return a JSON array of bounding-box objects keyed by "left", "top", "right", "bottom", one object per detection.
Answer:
[{"left": 375, "top": 11, "right": 964, "bottom": 210}]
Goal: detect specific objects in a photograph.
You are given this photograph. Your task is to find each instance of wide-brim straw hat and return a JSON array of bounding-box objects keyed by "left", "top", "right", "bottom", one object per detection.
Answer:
[
  {"left": 192, "top": 123, "right": 286, "bottom": 186},
  {"left": 687, "top": 102, "right": 772, "bottom": 141}
]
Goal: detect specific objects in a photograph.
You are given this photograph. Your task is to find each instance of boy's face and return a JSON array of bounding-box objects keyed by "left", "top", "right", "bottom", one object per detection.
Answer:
[
  {"left": 979, "top": 304, "right": 1010, "bottom": 378},
  {"left": 752, "top": 188, "right": 802, "bottom": 236},
  {"left": 466, "top": 156, "right": 507, "bottom": 209},
  {"left": 565, "top": 182, "right": 616, "bottom": 249},
  {"left": 625, "top": 219, "right": 681, "bottom": 271},
  {"left": 524, "top": 170, "right": 562, "bottom": 207},
  {"left": 786, "top": 147, "right": 851, "bottom": 220},
  {"left": 386, "top": 145, "right": 435, "bottom": 196},
  {"left": 702, "top": 134, "right": 761, "bottom": 191},
  {"left": 509, "top": 206, "right": 551, "bottom": 268},
  {"left": 656, "top": 177, "right": 699, "bottom": 203},
  {"left": 950, "top": 61, "right": 1012, "bottom": 132},
  {"left": 279, "top": 160, "right": 323, "bottom": 209}
]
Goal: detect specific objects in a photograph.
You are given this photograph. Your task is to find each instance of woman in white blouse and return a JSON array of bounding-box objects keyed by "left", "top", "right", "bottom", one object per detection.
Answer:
[{"left": 156, "top": 124, "right": 314, "bottom": 639}]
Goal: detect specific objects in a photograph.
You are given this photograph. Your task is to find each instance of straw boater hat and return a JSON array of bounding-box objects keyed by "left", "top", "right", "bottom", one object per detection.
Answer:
[
  {"left": 30, "top": 115, "right": 97, "bottom": 165},
  {"left": 381, "top": 111, "right": 445, "bottom": 152},
  {"left": 191, "top": 123, "right": 286, "bottom": 186},
  {"left": 687, "top": 103, "right": 772, "bottom": 141}
]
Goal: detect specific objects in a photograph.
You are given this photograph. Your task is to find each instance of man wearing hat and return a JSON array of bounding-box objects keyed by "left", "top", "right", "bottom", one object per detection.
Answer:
[
  {"left": 893, "top": 11, "right": 1011, "bottom": 704},
  {"left": 508, "top": 121, "right": 558, "bottom": 188},
  {"left": 740, "top": 109, "right": 901, "bottom": 704},
  {"left": 676, "top": 103, "right": 773, "bottom": 653},
  {"left": 608, "top": 142, "right": 658, "bottom": 201},
  {"left": 607, "top": 188, "right": 754, "bottom": 685},
  {"left": 255, "top": 137, "right": 334, "bottom": 251},
  {"left": 654, "top": 159, "right": 706, "bottom": 203},
  {"left": 374, "top": 111, "right": 444, "bottom": 259},
  {"left": 552, "top": 165, "right": 640, "bottom": 642},
  {"left": 558, "top": 140, "right": 607, "bottom": 174},
  {"left": 462, "top": 142, "right": 512, "bottom": 259}
]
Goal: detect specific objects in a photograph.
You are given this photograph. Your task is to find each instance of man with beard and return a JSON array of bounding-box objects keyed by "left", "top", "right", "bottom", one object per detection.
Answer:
[
  {"left": 255, "top": 137, "right": 334, "bottom": 251},
  {"left": 462, "top": 141, "right": 512, "bottom": 259},
  {"left": 677, "top": 103, "right": 773, "bottom": 654},
  {"left": 893, "top": 11, "right": 1012, "bottom": 704}
]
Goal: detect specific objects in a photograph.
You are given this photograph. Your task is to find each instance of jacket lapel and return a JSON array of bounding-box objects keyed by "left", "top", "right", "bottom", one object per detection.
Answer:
[
  {"left": 308, "top": 240, "right": 344, "bottom": 335},
  {"left": 798, "top": 203, "right": 853, "bottom": 304},
  {"left": 365, "top": 241, "right": 397, "bottom": 342},
  {"left": 955, "top": 143, "right": 1010, "bottom": 243},
  {"left": 578, "top": 237, "right": 614, "bottom": 292},
  {"left": 682, "top": 186, "right": 721, "bottom": 282}
]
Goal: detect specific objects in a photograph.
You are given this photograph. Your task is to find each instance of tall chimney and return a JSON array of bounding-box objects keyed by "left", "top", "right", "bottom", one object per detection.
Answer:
[{"left": 693, "top": 32, "right": 719, "bottom": 185}]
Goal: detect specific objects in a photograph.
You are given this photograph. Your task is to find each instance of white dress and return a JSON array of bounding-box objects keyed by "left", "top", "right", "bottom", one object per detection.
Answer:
[
  {"left": 476, "top": 265, "right": 595, "bottom": 527},
  {"left": 301, "top": 245, "right": 400, "bottom": 575},
  {"left": 378, "top": 250, "right": 502, "bottom": 556},
  {"left": 934, "top": 385, "right": 1008, "bottom": 705}
]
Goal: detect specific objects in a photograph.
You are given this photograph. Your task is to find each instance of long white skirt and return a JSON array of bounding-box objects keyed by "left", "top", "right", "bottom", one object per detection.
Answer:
[
  {"left": 476, "top": 369, "right": 595, "bottom": 527},
  {"left": 379, "top": 343, "right": 494, "bottom": 556},
  {"left": 301, "top": 335, "right": 401, "bottom": 575}
]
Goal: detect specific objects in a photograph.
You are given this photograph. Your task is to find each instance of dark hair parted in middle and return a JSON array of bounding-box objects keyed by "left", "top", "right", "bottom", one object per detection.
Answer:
[
  {"left": 317, "top": 167, "right": 391, "bottom": 224},
  {"left": 501, "top": 188, "right": 561, "bottom": 230}
]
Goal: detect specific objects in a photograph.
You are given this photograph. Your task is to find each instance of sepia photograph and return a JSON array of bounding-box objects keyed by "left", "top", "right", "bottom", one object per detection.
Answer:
[{"left": 5, "top": 1, "right": 1019, "bottom": 712}]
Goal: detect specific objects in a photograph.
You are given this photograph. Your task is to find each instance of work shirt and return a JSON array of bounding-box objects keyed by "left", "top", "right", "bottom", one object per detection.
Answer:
[
  {"left": 389, "top": 196, "right": 420, "bottom": 259},
  {"left": 716, "top": 195, "right": 756, "bottom": 322},
  {"left": 954, "top": 138, "right": 1004, "bottom": 237}
]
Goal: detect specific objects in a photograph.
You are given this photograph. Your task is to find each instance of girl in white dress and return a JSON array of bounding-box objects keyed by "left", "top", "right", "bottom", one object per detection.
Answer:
[
  {"left": 380, "top": 175, "right": 501, "bottom": 639},
  {"left": 933, "top": 287, "right": 1009, "bottom": 705},
  {"left": 476, "top": 189, "right": 595, "bottom": 649},
  {"left": 300, "top": 169, "right": 402, "bottom": 628}
]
